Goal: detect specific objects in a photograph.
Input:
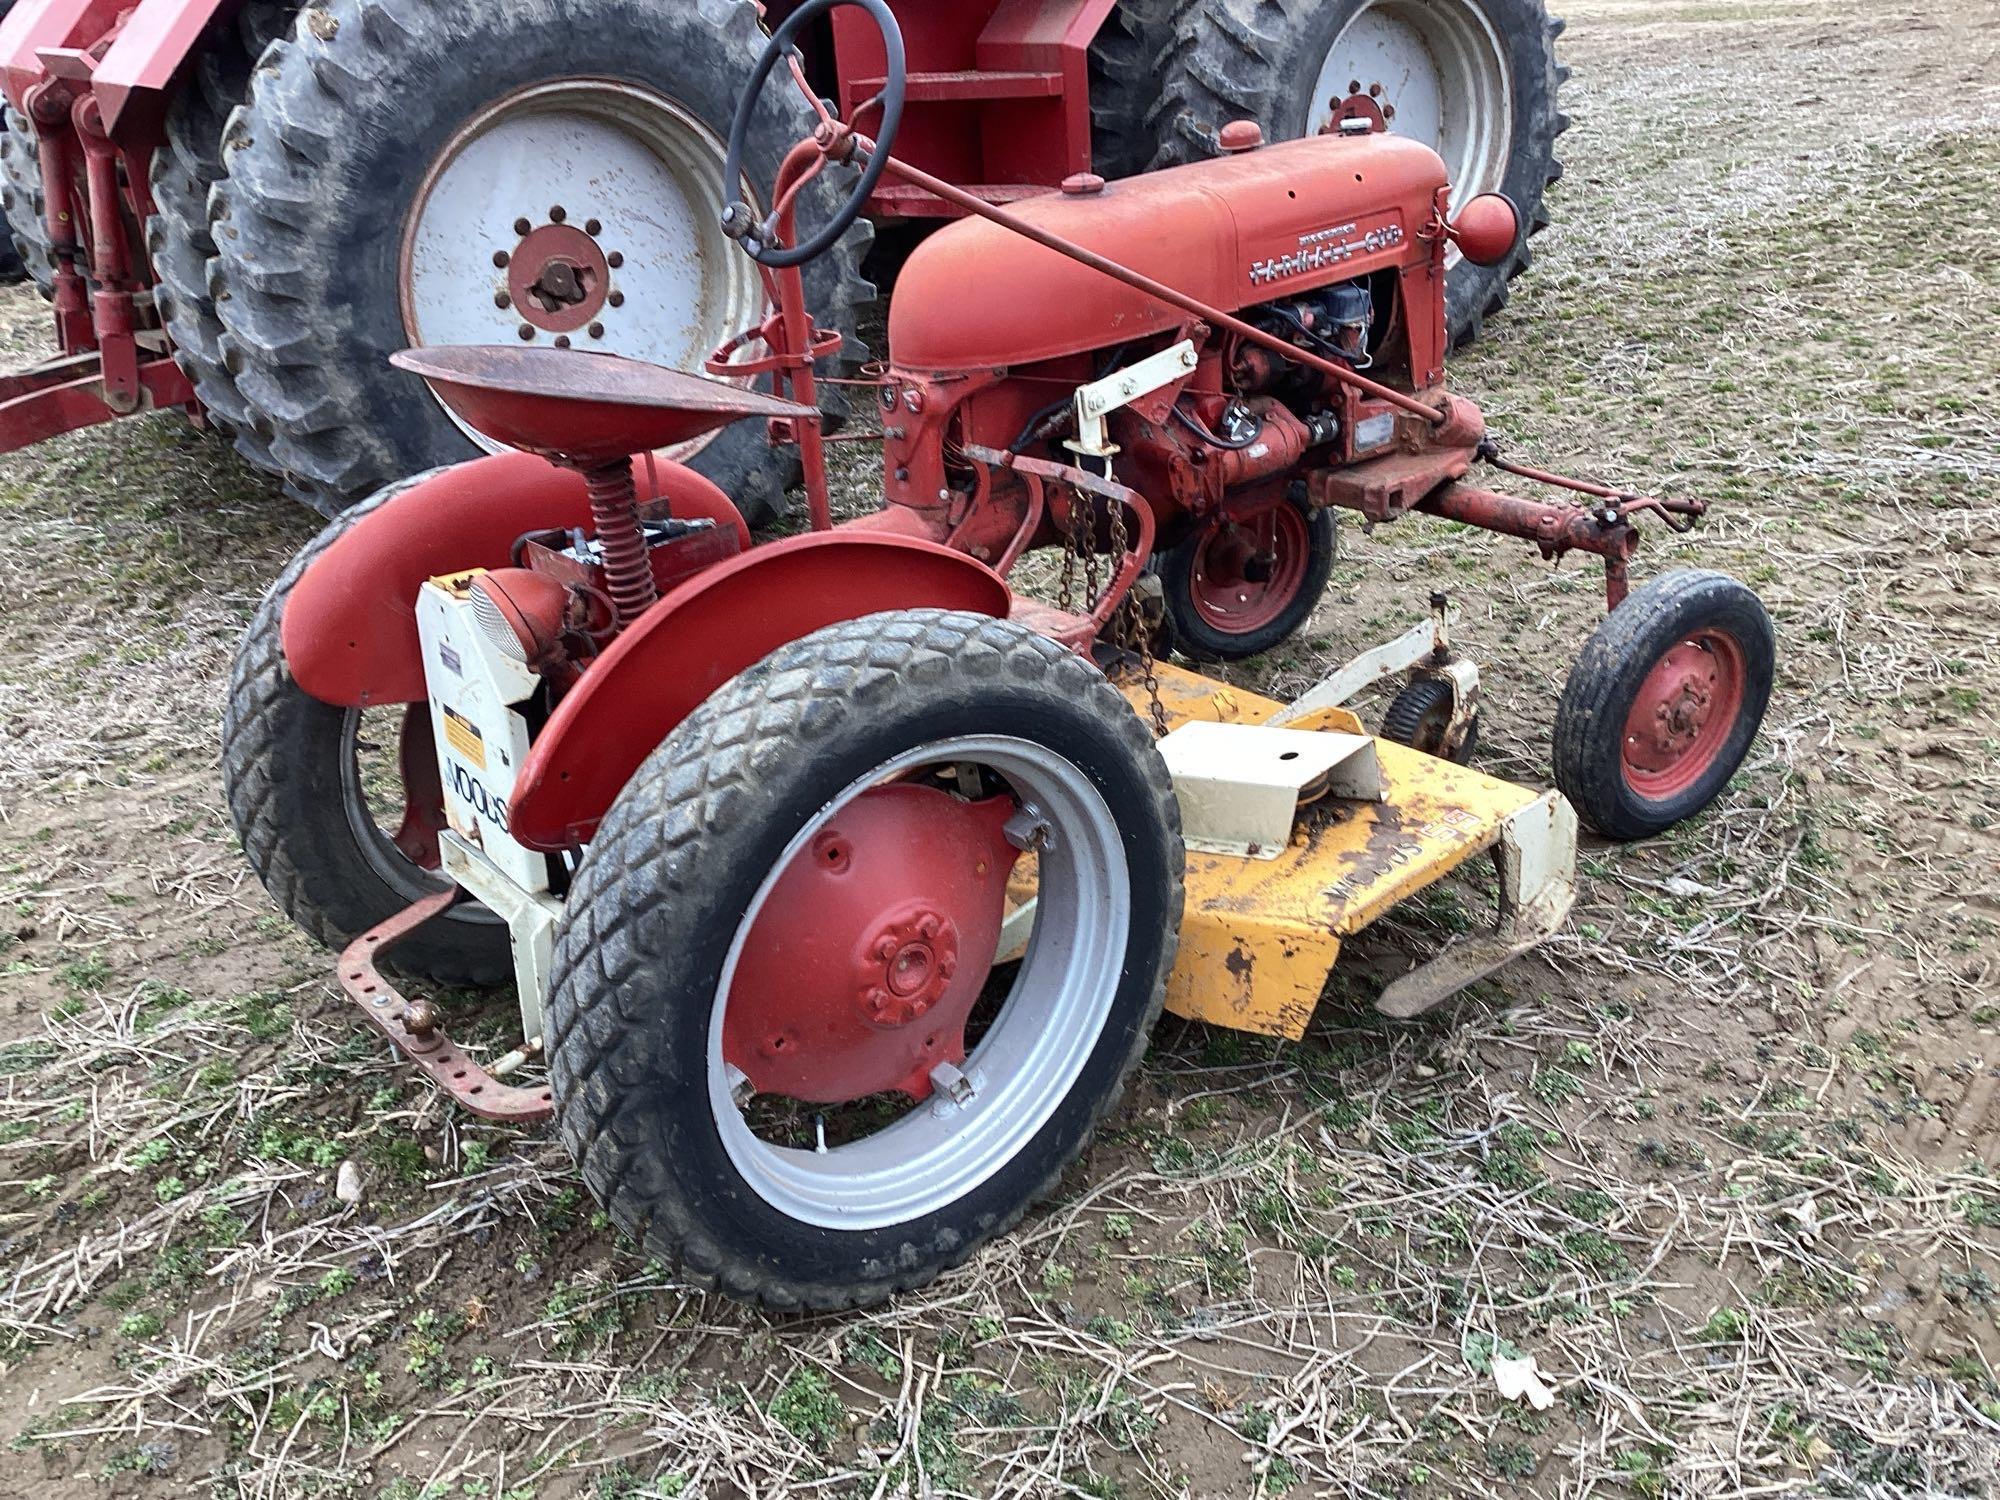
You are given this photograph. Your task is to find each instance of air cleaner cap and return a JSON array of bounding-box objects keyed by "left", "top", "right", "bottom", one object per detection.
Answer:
[{"left": 1218, "top": 120, "right": 1264, "bottom": 153}]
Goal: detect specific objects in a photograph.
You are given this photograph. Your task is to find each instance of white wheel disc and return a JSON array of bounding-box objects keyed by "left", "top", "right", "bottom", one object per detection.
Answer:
[
  {"left": 1310, "top": 0, "right": 1514, "bottom": 254},
  {"left": 400, "top": 78, "right": 765, "bottom": 458}
]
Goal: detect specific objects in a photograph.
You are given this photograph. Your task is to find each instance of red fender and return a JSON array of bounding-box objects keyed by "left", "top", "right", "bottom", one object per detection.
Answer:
[
  {"left": 281, "top": 449, "right": 750, "bottom": 708},
  {"left": 509, "top": 533, "right": 1010, "bottom": 851}
]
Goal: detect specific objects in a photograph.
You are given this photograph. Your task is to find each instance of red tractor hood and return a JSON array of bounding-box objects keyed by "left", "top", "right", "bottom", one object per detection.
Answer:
[{"left": 887, "top": 131, "right": 1448, "bottom": 373}]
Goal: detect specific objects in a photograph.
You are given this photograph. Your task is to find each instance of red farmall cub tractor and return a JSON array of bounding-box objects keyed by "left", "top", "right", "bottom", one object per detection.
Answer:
[{"left": 224, "top": 0, "right": 1771, "bottom": 1308}]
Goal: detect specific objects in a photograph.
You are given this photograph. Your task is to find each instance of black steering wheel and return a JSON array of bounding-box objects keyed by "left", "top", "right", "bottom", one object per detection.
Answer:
[{"left": 721, "top": 0, "right": 906, "bottom": 269}]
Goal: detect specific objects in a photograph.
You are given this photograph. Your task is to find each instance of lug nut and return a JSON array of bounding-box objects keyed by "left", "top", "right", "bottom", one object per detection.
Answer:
[
  {"left": 514, "top": 217, "right": 532, "bottom": 235},
  {"left": 606, "top": 250, "right": 624, "bottom": 269},
  {"left": 492, "top": 249, "right": 509, "bottom": 267},
  {"left": 584, "top": 217, "right": 601, "bottom": 235},
  {"left": 587, "top": 321, "right": 604, "bottom": 339},
  {"left": 494, "top": 292, "right": 510, "bottom": 308},
  {"left": 549, "top": 204, "right": 566, "bottom": 222},
  {"left": 608, "top": 290, "right": 625, "bottom": 308},
  {"left": 554, "top": 334, "right": 571, "bottom": 348},
  {"left": 517, "top": 323, "right": 534, "bottom": 340}
]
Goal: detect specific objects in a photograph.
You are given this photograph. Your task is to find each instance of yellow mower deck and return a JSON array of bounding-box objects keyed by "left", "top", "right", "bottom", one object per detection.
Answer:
[{"left": 1122, "top": 663, "right": 1574, "bottom": 1038}]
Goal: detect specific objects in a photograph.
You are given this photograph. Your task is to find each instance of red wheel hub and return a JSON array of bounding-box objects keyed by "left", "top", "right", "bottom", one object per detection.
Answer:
[
  {"left": 507, "top": 221, "right": 612, "bottom": 334},
  {"left": 723, "top": 784, "right": 1021, "bottom": 1104},
  {"left": 1187, "top": 504, "right": 1311, "bottom": 634},
  {"left": 1621, "top": 628, "right": 1746, "bottom": 798}
]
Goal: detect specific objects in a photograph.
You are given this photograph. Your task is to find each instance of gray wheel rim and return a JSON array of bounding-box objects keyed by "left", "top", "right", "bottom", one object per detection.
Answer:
[{"left": 708, "top": 734, "right": 1131, "bottom": 1231}]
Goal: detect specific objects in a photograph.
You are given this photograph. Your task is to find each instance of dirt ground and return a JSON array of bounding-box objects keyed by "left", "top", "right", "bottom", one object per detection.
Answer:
[{"left": 1, "top": 0, "right": 1997, "bottom": 1495}]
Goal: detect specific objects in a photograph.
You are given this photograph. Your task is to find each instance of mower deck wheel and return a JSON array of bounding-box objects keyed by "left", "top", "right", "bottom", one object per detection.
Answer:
[
  {"left": 543, "top": 609, "right": 1183, "bottom": 1311},
  {"left": 1157, "top": 494, "right": 1337, "bottom": 662},
  {"left": 1553, "top": 569, "right": 1774, "bottom": 841},
  {"left": 221, "top": 471, "right": 510, "bottom": 985},
  {"left": 1381, "top": 675, "right": 1479, "bottom": 764}
]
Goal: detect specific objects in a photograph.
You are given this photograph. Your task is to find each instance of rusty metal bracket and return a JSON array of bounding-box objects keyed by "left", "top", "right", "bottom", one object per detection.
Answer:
[{"left": 338, "top": 888, "right": 554, "bottom": 1124}]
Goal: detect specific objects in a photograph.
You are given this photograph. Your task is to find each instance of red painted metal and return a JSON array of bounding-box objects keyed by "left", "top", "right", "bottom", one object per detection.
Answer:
[
  {"left": 508, "top": 533, "right": 1010, "bottom": 851},
  {"left": 1419, "top": 482, "right": 1642, "bottom": 567},
  {"left": 886, "top": 131, "right": 1449, "bottom": 397},
  {"left": 338, "top": 890, "right": 554, "bottom": 1124},
  {"left": 1621, "top": 629, "right": 1746, "bottom": 799},
  {"left": 389, "top": 345, "right": 814, "bottom": 461},
  {"left": 1185, "top": 505, "right": 1311, "bottom": 636},
  {"left": 0, "top": 348, "right": 191, "bottom": 446},
  {"left": 55, "top": 0, "right": 220, "bottom": 129},
  {"left": 282, "top": 449, "right": 746, "bottom": 708},
  {"left": 1447, "top": 192, "right": 1522, "bottom": 267},
  {"left": 724, "top": 784, "right": 1019, "bottom": 1103},
  {"left": 390, "top": 708, "right": 449, "bottom": 869},
  {"left": 507, "top": 223, "right": 612, "bottom": 335},
  {"left": 0, "top": 0, "right": 115, "bottom": 105},
  {"left": 822, "top": 0, "right": 1115, "bottom": 217}
]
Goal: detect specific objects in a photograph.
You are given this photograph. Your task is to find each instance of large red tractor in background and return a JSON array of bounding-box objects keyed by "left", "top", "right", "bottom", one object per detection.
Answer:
[{"left": 0, "top": 0, "right": 1565, "bottom": 522}]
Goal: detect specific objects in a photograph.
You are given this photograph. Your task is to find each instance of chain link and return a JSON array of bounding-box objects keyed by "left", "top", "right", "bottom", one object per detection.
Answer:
[{"left": 1054, "top": 479, "right": 1168, "bottom": 738}]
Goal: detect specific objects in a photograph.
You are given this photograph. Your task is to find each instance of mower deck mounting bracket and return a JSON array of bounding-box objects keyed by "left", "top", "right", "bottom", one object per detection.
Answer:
[
  {"left": 1158, "top": 721, "right": 1384, "bottom": 860},
  {"left": 1064, "top": 339, "right": 1198, "bottom": 461}
]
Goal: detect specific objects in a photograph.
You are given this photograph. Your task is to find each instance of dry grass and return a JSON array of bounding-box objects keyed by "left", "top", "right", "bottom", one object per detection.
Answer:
[{"left": 1, "top": 0, "right": 1998, "bottom": 1495}]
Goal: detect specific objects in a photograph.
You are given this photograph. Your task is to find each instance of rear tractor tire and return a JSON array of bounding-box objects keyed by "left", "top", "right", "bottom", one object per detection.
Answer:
[
  {"left": 148, "top": 1, "right": 299, "bottom": 481},
  {"left": 0, "top": 104, "right": 52, "bottom": 297},
  {"left": 210, "top": 0, "right": 870, "bottom": 520},
  {"left": 221, "top": 472, "right": 511, "bottom": 986},
  {"left": 1138, "top": 0, "right": 1569, "bottom": 347},
  {"left": 544, "top": 610, "right": 1184, "bottom": 1310},
  {"left": 1553, "top": 570, "right": 1774, "bottom": 841}
]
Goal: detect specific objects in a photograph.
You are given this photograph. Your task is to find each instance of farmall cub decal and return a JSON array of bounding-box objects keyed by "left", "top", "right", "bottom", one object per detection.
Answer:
[{"left": 1248, "top": 209, "right": 1406, "bottom": 288}]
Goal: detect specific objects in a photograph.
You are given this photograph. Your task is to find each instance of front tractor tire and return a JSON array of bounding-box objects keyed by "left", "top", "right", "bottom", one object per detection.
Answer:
[
  {"left": 1137, "top": 0, "right": 1569, "bottom": 347},
  {"left": 221, "top": 475, "right": 511, "bottom": 986},
  {"left": 1553, "top": 570, "right": 1774, "bottom": 841},
  {"left": 544, "top": 610, "right": 1184, "bottom": 1310},
  {"left": 209, "top": 0, "right": 870, "bottom": 520},
  {"left": 1156, "top": 494, "right": 1337, "bottom": 662}
]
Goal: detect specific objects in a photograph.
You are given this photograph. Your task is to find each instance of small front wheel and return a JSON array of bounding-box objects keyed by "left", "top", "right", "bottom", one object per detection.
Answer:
[
  {"left": 1157, "top": 496, "right": 1336, "bottom": 661},
  {"left": 544, "top": 610, "right": 1184, "bottom": 1310},
  {"left": 1553, "top": 570, "right": 1774, "bottom": 840}
]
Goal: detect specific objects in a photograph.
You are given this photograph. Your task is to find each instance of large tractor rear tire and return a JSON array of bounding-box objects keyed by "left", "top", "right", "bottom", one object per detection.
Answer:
[
  {"left": 1137, "top": 0, "right": 1569, "bottom": 347},
  {"left": 0, "top": 105, "right": 52, "bottom": 297},
  {"left": 148, "top": 3, "right": 298, "bottom": 478},
  {"left": 209, "top": 0, "right": 870, "bottom": 521}
]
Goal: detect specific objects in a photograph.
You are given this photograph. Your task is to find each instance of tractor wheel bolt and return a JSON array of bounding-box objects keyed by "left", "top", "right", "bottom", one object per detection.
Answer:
[
  {"left": 492, "top": 250, "right": 509, "bottom": 268},
  {"left": 517, "top": 324, "right": 534, "bottom": 340},
  {"left": 875, "top": 937, "right": 898, "bottom": 959},
  {"left": 514, "top": 217, "right": 532, "bottom": 235},
  {"left": 585, "top": 217, "right": 601, "bottom": 235},
  {"left": 588, "top": 321, "right": 605, "bottom": 339},
  {"left": 607, "top": 250, "right": 624, "bottom": 268},
  {"left": 554, "top": 335, "right": 571, "bottom": 349},
  {"left": 549, "top": 204, "right": 566, "bottom": 222},
  {"left": 608, "top": 291, "right": 625, "bottom": 308},
  {"left": 494, "top": 292, "right": 510, "bottom": 309}
]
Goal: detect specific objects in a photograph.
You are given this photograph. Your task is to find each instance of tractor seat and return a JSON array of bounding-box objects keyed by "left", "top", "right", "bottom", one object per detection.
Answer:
[{"left": 391, "top": 345, "right": 815, "bottom": 465}]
